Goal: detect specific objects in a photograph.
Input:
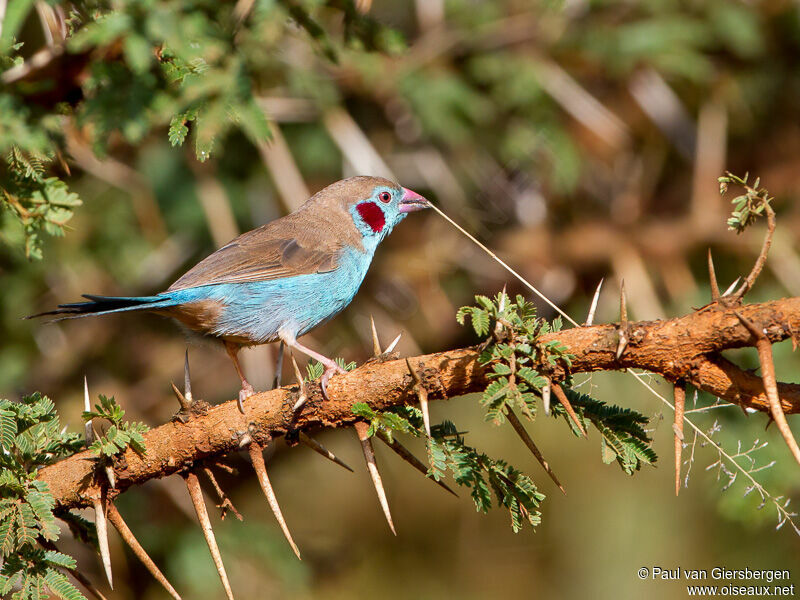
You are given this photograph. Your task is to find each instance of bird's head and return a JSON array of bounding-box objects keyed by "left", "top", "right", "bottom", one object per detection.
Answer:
[{"left": 334, "top": 176, "right": 429, "bottom": 243}]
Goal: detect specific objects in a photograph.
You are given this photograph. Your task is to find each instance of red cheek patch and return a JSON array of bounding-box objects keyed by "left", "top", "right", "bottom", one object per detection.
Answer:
[{"left": 357, "top": 201, "right": 386, "bottom": 233}]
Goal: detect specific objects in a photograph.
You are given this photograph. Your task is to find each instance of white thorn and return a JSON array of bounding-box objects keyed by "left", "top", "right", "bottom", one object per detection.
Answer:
[
  {"left": 84, "top": 376, "right": 94, "bottom": 446},
  {"left": 184, "top": 349, "right": 193, "bottom": 403},
  {"left": 292, "top": 395, "right": 308, "bottom": 411},
  {"left": 370, "top": 315, "right": 382, "bottom": 356},
  {"left": 385, "top": 332, "right": 402, "bottom": 353},
  {"left": 355, "top": 422, "right": 396, "bottom": 535},
  {"left": 93, "top": 497, "right": 113, "bottom": 590},
  {"left": 586, "top": 278, "right": 604, "bottom": 326},
  {"left": 542, "top": 380, "right": 551, "bottom": 416},
  {"left": 722, "top": 277, "right": 741, "bottom": 297}
]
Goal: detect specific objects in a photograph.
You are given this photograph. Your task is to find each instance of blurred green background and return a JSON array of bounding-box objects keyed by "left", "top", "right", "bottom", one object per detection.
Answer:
[{"left": 2, "top": 0, "right": 800, "bottom": 598}]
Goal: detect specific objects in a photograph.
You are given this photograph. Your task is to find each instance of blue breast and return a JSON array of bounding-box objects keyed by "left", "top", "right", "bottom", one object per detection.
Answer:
[{"left": 166, "top": 245, "right": 375, "bottom": 344}]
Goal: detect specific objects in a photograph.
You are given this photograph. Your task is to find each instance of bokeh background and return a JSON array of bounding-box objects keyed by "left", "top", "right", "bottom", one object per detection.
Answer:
[{"left": 2, "top": 0, "right": 800, "bottom": 598}]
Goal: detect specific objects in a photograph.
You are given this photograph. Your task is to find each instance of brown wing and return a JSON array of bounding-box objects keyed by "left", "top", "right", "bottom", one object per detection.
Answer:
[{"left": 167, "top": 212, "right": 350, "bottom": 291}]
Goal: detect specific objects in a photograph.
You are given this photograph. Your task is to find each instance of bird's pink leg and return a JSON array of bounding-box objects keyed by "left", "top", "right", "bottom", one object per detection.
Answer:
[
  {"left": 224, "top": 341, "right": 254, "bottom": 413},
  {"left": 281, "top": 337, "right": 346, "bottom": 400}
]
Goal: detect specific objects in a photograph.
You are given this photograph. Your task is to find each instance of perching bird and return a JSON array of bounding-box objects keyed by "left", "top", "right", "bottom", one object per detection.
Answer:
[{"left": 32, "top": 176, "right": 429, "bottom": 407}]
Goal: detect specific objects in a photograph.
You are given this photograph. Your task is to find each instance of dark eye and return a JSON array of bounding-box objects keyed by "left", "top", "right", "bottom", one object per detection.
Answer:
[{"left": 379, "top": 191, "right": 392, "bottom": 203}]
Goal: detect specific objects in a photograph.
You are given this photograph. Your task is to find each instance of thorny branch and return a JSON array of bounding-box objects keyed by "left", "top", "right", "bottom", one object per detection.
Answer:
[{"left": 37, "top": 296, "right": 800, "bottom": 510}]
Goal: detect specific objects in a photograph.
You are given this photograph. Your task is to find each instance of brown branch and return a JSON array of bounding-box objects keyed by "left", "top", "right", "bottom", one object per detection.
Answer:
[{"left": 38, "top": 297, "right": 800, "bottom": 510}]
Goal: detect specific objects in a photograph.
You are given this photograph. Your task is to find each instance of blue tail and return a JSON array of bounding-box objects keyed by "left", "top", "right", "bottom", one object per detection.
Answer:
[{"left": 28, "top": 294, "right": 177, "bottom": 320}]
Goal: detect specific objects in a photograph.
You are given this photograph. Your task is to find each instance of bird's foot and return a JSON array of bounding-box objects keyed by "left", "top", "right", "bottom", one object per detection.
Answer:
[
  {"left": 319, "top": 363, "right": 347, "bottom": 401},
  {"left": 238, "top": 382, "right": 255, "bottom": 414}
]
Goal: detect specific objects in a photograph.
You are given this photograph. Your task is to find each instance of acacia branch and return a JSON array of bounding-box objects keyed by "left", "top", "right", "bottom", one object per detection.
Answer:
[{"left": 39, "top": 297, "right": 800, "bottom": 510}]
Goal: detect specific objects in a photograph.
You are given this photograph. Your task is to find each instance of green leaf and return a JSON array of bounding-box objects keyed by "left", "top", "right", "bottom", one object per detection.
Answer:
[
  {"left": 43, "top": 551, "right": 77, "bottom": 570},
  {"left": 351, "top": 402, "right": 375, "bottom": 420},
  {"left": 43, "top": 569, "right": 87, "bottom": 600},
  {"left": 168, "top": 115, "right": 189, "bottom": 147},
  {"left": 0, "top": 409, "right": 17, "bottom": 451}
]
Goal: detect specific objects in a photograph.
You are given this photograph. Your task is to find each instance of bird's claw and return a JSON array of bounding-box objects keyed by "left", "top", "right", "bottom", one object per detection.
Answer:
[
  {"left": 319, "top": 364, "right": 346, "bottom": 401},
  {"left": 238, "top": 384, "right": 255, "bottom": 414}
]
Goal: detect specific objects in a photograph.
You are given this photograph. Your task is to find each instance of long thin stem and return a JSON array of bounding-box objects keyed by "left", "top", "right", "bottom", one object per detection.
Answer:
[{"left": 428, "top": 204, "right": 579, "bottom": 326}]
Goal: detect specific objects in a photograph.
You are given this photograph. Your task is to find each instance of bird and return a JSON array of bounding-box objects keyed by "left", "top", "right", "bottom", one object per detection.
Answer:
[{"left": 31, "top": 176, "right": 429, "bottom": 409}]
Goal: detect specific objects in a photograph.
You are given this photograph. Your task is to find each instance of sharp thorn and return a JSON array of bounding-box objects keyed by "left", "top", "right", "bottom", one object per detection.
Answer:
[
  {"left": 552, "top": 384, "right": 587, "bottom": 438},
  {"left": 734, "top": 310, "right": 762, "bottom": 339},
  {"left": 183, "top": 472, "right": 235, "bottom": 600},
  {"left": 405, "top": 358, "right": 421, "bottom": 385},
  {"left": 248, "top": 442, "right": 301, "bottom": 559},
  {"left": 722, "top": 277, "right": 741, "bottom": 297},
  {"left": 300, "top": 432, "right": 354, "bottom": 472},
  {"left": 417, "top": 387, "right": 431, "bottom": 438},
  {"left": 585, "top": 278, "right": 603, "bottom": 326},
  {"left": 619, "top": 279, "right": 628, "bottom": 326},
  {"left": 505, "top": 409, "right": 565, "bottom": 494},
  {"left": 495, "top": 286, "right": 508, "bottom": 337},
  {"left": 385, "top": 332, "right": 402, "bottom": 353},
  {"left": 272, "top": 342, "right": 284, "bottom": 390},
  {"left": 106, "top": 503, "right": 183, "bottom": 600},
  {"left": 171, "top": 381, "right": 192, "bottom": 412},
  {"left": 184, "top": 349, "right": 193, "bottom": 403},
  {"left": 673, "top": 382, "right": 686, "bottom": 497},
  {"left": 616, "top": 330, "right": 628, "bottom": 360},
  {"left": 84, "top": 376, "right": 94, "bottom": 446},
  {"left": 92, "top": 496, "right": 113, "bottom": 590},
  {"left": 707, "top": 249, "right": 721, "bottom": 302},
  {"left": 375, "top": 430, "right": 458, "bottom": 498},
  {"left": 405, "top": 358, "right": 431, "bottom": 436},
  {"left": 749, "top": 332, "right": 800, "bottom": 468},
  {"left": 370, "top": 315, "right": 382, "bottom": 356},
  {"left": 354, "top": 421, "right": 396, "bottom": 535},
  {"left": 542, "top": 379, "right": 551, "bottom": 416},
  {"left": 104, "top": 465, "right": 116, "bottom": 490}
]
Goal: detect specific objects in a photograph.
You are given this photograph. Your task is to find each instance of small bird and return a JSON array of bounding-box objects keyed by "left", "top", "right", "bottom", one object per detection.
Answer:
[{"left": 33, "top": 176, "right": 429, "bottom": 407}]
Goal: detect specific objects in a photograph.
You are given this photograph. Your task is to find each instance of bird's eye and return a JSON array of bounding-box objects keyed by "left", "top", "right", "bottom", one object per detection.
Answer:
[{"left": 379, "top": 191, "right": 392, "bottom": 203}]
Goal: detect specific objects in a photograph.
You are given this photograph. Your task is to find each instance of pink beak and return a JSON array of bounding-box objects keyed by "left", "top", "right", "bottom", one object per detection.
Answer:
[{"left": 398, "top": 187, "right": 430, "bottom": 213}]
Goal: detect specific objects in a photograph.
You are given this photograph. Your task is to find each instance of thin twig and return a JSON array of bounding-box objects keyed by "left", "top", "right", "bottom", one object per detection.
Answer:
[
  {"left": 632, "top": 370, "right": 800, "bottom": 535},
  {"left": 428, "top": 203, "right": 579, "bottom": 326},
  {"left": 203, "top": 466, "right": 243, "bottom": 521},
  {"left": 734, "top": 204, "right": 776, "bottom": 302},
  {"left": 673, "top": 382, "right": 686, "bottom": 496}
]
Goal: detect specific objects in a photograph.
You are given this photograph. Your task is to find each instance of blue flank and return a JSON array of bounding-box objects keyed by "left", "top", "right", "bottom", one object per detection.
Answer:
[{"left": 171, "top": 245, "right": 377, "bottom": 342}]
